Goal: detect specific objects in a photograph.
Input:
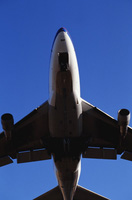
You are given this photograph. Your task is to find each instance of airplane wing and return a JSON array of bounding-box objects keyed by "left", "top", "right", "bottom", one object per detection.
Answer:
[
  {"left": 120, "top": 127, "right": 132, "bottom": 161},
  {"left": 81, "top": 99, "right": 132, "bottom": 160},
  {"left": 0, "top": 101, "right": 51, "bottom": 166}
]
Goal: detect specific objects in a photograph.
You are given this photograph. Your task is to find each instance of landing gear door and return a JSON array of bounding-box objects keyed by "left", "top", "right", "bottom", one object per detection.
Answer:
[{"left": 58, "top": 52, "right": 68, "bottom": 71}]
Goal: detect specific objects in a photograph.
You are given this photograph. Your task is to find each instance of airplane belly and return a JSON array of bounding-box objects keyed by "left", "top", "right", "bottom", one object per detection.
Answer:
[
  {"left": 49, "top": 69, "right": 82, "bottom": 137},
  {"left": 49, "top": 93, "right": 82, "bottom": 137}
]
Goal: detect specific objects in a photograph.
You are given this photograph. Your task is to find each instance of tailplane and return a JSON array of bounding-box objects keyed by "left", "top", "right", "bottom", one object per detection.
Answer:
[
  {"left": 33, "top": 185, "right": 109, "bottom": 200},
  {"left": 33, "top": 186, "right": 63, "bottom": 200},
  {"left": 74, "top": 185, "right": 110, "bottom": 200}
]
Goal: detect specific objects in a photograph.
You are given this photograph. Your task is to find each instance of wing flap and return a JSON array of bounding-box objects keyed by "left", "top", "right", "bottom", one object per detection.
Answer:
[
  {"left": 74, "top": 185, "right": 109, "bottom": 200},
  {"left": 17, "top": 149, "right": 51, "bottom": 164},
  {"left": 82, "top": 147, "right": 117, "bottom": 160}
]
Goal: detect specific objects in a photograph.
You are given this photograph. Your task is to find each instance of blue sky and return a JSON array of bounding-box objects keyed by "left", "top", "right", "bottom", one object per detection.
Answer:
[{"left": 0, "top": 0, "right": 132, "bottom": 199}]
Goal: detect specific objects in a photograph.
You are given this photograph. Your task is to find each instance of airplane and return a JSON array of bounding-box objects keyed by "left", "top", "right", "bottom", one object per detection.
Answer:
[{"left": 0, "top": 27, "right": 132, "bottom": 200}]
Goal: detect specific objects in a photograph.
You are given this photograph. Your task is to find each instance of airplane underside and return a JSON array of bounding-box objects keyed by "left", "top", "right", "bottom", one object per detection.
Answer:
[{"left": 0, "top": 28, "right": 132, "bottom": 200}]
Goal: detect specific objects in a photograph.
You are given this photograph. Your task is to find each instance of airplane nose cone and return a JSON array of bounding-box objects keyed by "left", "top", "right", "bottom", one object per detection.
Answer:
[
  {"left": 54, "top": 27, "right": 68, "bottom": 40},
  {"left": 57, "top": 27, "right": 67, "bottom": 34},
  {"left": 51, "top": 27, "right": 69, "bottom": 51}
]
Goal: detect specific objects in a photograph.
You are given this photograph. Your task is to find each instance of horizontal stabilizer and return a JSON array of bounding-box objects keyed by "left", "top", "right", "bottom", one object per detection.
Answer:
[
  {"left": 121, "top": 151, "right": 132, "bottom": 161},
  {"left": 74, "top": 185, "right": 109, "bottom": 200},
  {"left": 17, "top": 149, "right": 51, "bottom": 164},
  {"left": 34, "top": 185, "right": 109, "bottom": 200},
  {"left": 0, "top": 156, "right": 13, "bottom": 167},
  {"left": 33, "top": 186, "right": 63, "bottom": 200},
  {"left": 82, "top": 148, "right": 117, "bottom": 160}
]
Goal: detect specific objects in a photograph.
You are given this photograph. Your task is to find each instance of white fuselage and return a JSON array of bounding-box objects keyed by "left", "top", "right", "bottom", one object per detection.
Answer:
[
  {"left": 49, "top": 28, "right": 82, "bottom": 138},
  {"left": 49, "top": 29, "right": 80, "bottom": 106},
  {"left": 48, "top": 28, "right": 83, "bottom": 200}
]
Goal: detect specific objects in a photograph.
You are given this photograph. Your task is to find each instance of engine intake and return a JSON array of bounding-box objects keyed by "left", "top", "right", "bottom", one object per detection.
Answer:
[
  {"left": 118, "top": 109, "right": 130, "bottom": 138},
  {"left": 1, "top": 113, "right": 14, "bottom": 131}
]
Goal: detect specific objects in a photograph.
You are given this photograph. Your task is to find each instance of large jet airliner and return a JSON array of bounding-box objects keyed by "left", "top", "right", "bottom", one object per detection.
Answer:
[{"left": 0, "top": 28, "right": 132, "bottom": 200}]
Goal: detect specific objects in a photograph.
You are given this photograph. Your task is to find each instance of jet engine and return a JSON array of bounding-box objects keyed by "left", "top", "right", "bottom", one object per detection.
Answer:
[
  {"left": 118, "top": 109, "right": 130, "bottom": 138},
  {"left": 1, "top": 113, "right": 14, "bottom": 138}
]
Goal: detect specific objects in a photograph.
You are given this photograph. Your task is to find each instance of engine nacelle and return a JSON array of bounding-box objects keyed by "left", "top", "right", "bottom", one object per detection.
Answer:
[
  {"left": 118, "top": 109, "right": 130, "bottom": 137},
  {"left": 1, "top": 114, "right": 14, "bottom": 138}
]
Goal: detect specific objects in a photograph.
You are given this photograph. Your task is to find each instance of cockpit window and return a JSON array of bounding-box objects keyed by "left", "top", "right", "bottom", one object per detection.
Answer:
[{"left": 58, "top": 52, "right": 68, "bottom": 71}]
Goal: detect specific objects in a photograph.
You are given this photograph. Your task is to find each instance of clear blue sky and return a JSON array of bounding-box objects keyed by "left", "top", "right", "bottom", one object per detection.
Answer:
[{"left": 0, "top": 0, "right": 132, "bottom": 199}]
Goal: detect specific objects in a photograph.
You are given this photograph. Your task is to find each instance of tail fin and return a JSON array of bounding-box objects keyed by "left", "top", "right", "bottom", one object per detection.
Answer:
[
  {"left": 33, "top": 186, "right": 63, "bottom": 200},
  {"left": 74, "top": 185, "right": 110, "bottom": 200}
]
